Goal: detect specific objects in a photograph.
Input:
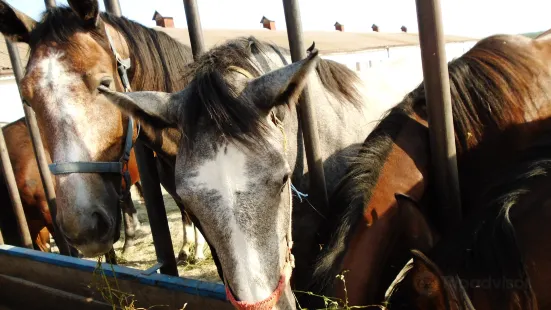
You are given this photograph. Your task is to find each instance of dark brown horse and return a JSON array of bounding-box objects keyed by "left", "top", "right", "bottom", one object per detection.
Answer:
[
  {"left": 0, "top": 116, "right": 143, "bottom": 254},
  {"left": 384, "top": 152, "right": 551, "bottom": 310},
  {"left": 307, "top": 32, "right": 551, "bottom": 307},
  {"left": 0, "top": 0, "right": 207, "bottom": 263}
]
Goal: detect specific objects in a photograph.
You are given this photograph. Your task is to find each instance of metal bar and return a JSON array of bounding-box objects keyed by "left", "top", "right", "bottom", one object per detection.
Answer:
[
  {"left": 282, "top": 0, "right": 329, "bottom": 211},
  {"left": 133, "top": 141, "right": 178, "bottom": 276},
  {"left": 415, "top": 0, "right": 462, "bottom": 230},
  {"left": 6, "top": 40, "right": 73, "bottom": 256},
  {"left": 104, "top": 0, "right": 178, "bottom": 277},
  {"left": 103, "top": 0, "right": 122, "bottom": 17},
  {"left": 0, "top": 225, "right": 4, "bottom": 244},
  {"left": 183, "top": 0, "right": 206, "bottom": 59},
  {"left": 44, "top": 0, "right": 56, "bottom": 9},
  {"left": 0, "top": 116, "right": 32, "bottom": 248}
]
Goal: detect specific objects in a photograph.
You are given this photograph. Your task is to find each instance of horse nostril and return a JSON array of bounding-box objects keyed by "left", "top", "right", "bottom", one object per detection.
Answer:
[{"left": 92, "top": 211, "right": 111, "bottom": 240}]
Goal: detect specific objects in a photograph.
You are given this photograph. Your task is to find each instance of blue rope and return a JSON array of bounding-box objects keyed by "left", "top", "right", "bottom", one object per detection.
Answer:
[{"left": 291, "top": 183, "right": 308, "bottom": 202}]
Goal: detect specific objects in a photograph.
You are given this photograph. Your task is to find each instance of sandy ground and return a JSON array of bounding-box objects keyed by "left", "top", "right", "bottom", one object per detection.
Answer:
[{"left": 51, "top": 185, "right": 221, "bottom": 284}]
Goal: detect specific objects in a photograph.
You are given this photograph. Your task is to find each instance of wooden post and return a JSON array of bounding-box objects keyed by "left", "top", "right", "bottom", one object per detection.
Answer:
[
  {"left": 282, "top": 0, "right": 329, "bottom": 212},
  {"left": 415, "top": 0, "right": 462, "bottom": 231}
]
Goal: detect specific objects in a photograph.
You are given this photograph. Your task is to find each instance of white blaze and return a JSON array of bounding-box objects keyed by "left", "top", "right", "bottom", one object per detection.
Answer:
[{"left": 192, "top": 143, "right": 273, "bottom": 301}]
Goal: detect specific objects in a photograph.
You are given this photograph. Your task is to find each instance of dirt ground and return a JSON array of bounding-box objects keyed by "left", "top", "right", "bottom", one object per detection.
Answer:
[{"left": 52, "top": 185, "right": 221, "bottom": 284}]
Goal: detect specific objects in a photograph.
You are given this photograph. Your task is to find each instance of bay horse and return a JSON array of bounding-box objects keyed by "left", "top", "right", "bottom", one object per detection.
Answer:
[
  {"left": 0, "top": 0, "right": 206, "bottom": 263},
  {"left": 99, "top": 37, "right": 400, "bottom": 309},
  {"left": 384, "top": 152, "right": 551, "bottom": 310},
  {"left": 0, "top": 116, "right": 142, "bottom": 254},
  {"left": 308, "top": 32, "right": 551, "bottom": 307}
]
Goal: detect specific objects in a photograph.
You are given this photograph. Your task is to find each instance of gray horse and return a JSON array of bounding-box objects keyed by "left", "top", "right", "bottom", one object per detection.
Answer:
[{"left": 100, "top": 37, "right": 398, "bottom": 309}]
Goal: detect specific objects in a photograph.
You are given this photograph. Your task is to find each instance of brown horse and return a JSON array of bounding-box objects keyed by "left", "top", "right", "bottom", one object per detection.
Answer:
[
  {"left": 0, "top": 0, "right": 207, "bottom": 264},
  {"left": 384, "top": 152, "right": 551, "bottom": 310},
  {"left": 0, "top": 117, "right": 143, "bottom": 254},
  {"left": 307, "top": 32, "right": 551, "bottom": 307}
]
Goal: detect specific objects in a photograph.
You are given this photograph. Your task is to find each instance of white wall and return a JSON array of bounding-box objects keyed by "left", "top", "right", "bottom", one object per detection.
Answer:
[
  {"left": 321, "top": 41, "right": 478, "bottom": 72},
  {"left": 0, "top": 76, "right": 24, "bottom": 126}
]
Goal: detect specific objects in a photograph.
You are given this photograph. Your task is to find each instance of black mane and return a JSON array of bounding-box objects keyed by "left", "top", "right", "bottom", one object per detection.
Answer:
[
  {"left": 309, "top": 33, "right": 551, "bottom": 295},
  {"left": 28, "top": 6, "right": 193, "bottom": 92},
  {"left": 177, "top": 36, "right": 363, "bottom": 152}
]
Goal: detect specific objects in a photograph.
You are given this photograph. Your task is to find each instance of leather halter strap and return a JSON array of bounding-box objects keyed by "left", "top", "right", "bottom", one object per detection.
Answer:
[{"left": 48, "top": 23, "right": 139, "bottom": 201}]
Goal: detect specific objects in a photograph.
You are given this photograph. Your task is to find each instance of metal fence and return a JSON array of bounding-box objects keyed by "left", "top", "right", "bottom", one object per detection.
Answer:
[{"left": 0, "top": 0, "right": 460, "bottom": 304}]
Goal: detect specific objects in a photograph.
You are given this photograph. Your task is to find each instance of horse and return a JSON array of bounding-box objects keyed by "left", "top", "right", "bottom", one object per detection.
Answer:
[
  {"left": 0, "top": 0, "right": 206, "bottom": 263},
  {"left": 384, "top": 150, "right": 551, "bottom": 310},
  {"left": 0, "top": 116, "right": 143, "bottom": 254},
  {"left": 98, "top": 35, "right": 403, "bottom": 309},
  {"left": 308, "top": 32, "right": 551, "bottom": 307}
]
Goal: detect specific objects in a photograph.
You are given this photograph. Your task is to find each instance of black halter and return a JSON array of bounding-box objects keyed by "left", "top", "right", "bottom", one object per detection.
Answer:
[{"left": 48, "top": 24, "right": 139, "bottom": 202}]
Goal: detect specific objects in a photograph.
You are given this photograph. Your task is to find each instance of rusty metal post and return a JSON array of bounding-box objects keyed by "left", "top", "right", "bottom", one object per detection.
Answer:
[
  {"left": 6, "top": 39, "right": 74, "bottom": 255},
  {"left": 104, "top": 0, "right": 178, "bottom": 276},
  {"left": 183, "top": 0, "right": 205, "bottom": 59},
  {"left": 282, "top": 0, "right": 329, "bottom": 211},
  {"left": 44, "top": 0, "right": 56, "bottom": 9},
  {"left": 0, "top": 111, "right": 32, "bottom": 248},
  {"left": 133, "top": 141, "right": 178, "bottom": 276},
  {"left": 415, "top": 0, "right": 462, "bottom": 230},
  {"left": 103, "top": 0, "right": 122, "bottom": 17}
]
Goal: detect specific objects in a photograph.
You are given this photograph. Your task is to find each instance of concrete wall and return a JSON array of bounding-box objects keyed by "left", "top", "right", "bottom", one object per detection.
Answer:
[
  {"left": 322, "top": 41, "right": 477, "bottom": 72},
  {"left": 0, "top": 76, "right": 24, "bottom": 125}
]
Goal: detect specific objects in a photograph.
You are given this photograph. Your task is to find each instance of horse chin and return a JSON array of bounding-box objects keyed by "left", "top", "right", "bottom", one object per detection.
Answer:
[{"left": 76, "top": 241, "right": 114, "bottom": 258}]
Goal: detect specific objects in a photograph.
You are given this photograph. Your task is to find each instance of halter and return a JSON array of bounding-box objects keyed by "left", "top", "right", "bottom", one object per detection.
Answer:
[
  {"left": 48, "top": 24, "right": 140, "bottom": 203},
  {"left": 223, "top": 112, "right": 295, "bottom": 310}
]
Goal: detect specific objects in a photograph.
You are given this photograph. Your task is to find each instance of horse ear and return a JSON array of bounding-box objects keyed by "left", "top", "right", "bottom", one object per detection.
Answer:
[
  {"left": 0, "top": 1, "right": 37, "bottom": 43},
  {"left": 240, "top": 43, "right": 320, "bottom": 110},
  {"left": 98, "top": 86, "right": 180, "bottom": 129},
  {"left": 67, "top": 0, "right": 100, "bottom": 28},
  {"left": 395, "top": 194, "right": 435, "bottom": 252},
  {"left": 410, "top": 250, "right": 447, "bottom": 299}
]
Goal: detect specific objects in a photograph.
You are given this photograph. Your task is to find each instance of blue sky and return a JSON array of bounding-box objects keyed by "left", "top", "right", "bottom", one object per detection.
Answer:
[{"left": 4, "top": 0, "right": 551, "bottom": 38}]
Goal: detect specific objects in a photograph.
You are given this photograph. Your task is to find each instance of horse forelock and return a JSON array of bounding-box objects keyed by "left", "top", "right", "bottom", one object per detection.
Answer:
[
  {"left": 27, "top": 6, "right": 193, "bottom": 93},
  {"left": 176, "top": 36, "right": 364, "bottom": 155}
]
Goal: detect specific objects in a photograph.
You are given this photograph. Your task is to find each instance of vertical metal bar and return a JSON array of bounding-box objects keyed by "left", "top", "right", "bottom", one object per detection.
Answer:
[
  {"left": 133, "top": 141, "right": 178, "bottom": 276},
  {"left": 104, "top": 0, "right": 178, "bottom": 276},
  {"left": 282, "top": 0, "right": 329, "bottom": 211},
  {"left": 183, "top": 0, "right": 205, "bottom": 59},
  {"left": 0, "top": 116, "right": 32, "bottom": 248},
  {"left": 415, "top": 0, "right": 462, "bottom": 230},
  {"left": 0, "top": 225, "right": 4, "bottom": 244},
  {"left": 44, "top": 0, "right": 56, "bottom": 9},
  {"left": 6, "top": 40, "right": 73, "bottom": 255},
  {"left": 103, "top": 0, "right": 122, "bottom": 17}
]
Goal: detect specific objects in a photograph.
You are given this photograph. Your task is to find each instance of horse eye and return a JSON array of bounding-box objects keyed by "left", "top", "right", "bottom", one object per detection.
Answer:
[
  {"left": 100, "top": 78, "right": 113, "bottom": 88},
  {"left": 282, "top": 174, "right": 289, "bottom": 185}
]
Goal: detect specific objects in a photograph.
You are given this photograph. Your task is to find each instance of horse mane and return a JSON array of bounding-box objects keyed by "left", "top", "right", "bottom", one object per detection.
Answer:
[
  {"left": 176, "top": 36, "right": 363, "bottom": 152},
  {"left": 309, "top": 33, "right": 551, "bottom": 294},
  {"left": 27, "top": 6, "right": 193, "bottom": 93}
]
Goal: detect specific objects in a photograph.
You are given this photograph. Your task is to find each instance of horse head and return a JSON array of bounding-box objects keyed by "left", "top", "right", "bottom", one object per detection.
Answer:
[
  {"left": 99, "top": 43, "right": 321, "bottom": 309},
  {"left": 0, "top": 0, "right": 191, "bottom": 257}
]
